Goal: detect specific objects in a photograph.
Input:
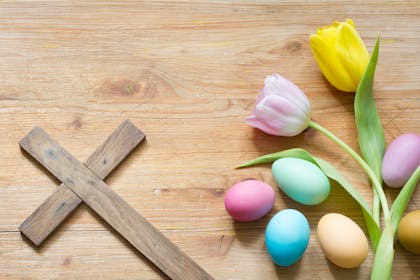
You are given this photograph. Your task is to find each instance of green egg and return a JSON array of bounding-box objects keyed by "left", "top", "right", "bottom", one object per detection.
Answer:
[{"left": 272, "top": 157, "right": 330, "bottom": 205}]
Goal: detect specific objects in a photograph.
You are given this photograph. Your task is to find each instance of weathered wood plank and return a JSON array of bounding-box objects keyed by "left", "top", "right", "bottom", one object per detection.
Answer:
[
  {"left": 0, "top": 1, "right": 419, "bottom": 279},
  {"left": 19, "top": 127, "right": 213, "bottom": 280},
  {"left": 19, "top": 120, "right": 145, "bottom": 246}
]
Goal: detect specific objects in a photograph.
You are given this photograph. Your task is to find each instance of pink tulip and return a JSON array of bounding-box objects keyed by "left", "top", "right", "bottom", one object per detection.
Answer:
[{"left": 246, "top": 74, "right": 311, "bottom": 136}]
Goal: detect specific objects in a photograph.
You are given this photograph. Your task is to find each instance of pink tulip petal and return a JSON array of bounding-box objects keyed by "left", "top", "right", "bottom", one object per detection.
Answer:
[
  {"left": 245, "top": 115, "right": 279, "bottom": 136},
  {"left": 261, "top": 74, "right": 311, "bottom": 114}
]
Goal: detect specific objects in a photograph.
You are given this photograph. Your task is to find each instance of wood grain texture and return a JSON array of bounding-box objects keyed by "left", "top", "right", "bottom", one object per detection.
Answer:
[
  {"left": 20, "top": 127, "right": 214, "bottom": 280},
  {"left": 0, "top": 0, "right": 419, "bottom": 279},
  {"left": 19, "top": 120, "right": 145, "bottom": 246}
]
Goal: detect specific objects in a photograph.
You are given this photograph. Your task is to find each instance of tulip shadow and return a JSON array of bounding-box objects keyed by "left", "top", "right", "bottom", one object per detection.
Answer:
[
  {"left": 318, "top": 77, "right": 355, "bottom": 114},
  {"left": 334, "top": 92, "right": 355, "bottom": 114},
  {"left": 247, "top": 125, "right": 347, "bottom": 170},
  {"left": 248, "top": 128, "right": 308, "bottom": 155}
]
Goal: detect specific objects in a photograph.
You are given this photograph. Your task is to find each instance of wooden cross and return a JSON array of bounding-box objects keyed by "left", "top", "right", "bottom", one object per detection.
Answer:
[{"left": 19, "top": 120, "right": 213, "bottom": 280}]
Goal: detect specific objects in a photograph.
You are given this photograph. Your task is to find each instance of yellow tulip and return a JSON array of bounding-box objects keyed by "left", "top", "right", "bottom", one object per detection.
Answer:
[{"left": 310, "top": 19, "right": 370, "bottom": 92}]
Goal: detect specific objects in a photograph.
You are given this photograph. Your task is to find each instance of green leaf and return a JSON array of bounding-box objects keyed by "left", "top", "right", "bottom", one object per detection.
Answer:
[
  {"left": 235, "top": 148, "right": 312, "bottom": 168},
  {"left": 354, "top": 36, "right": 386, "bottom": 182},
  {"left": 370, "top": 167, "right": 420, "bottom": 280},
  {"left": 354, "top": 36, "right": 385, "bottom": 223},
  {"left": 370, "top": 220, "right": 394, "bottom": 280},
  {"left": 390, "top": 166, "right": 420, "bottom": 235},
  {"left": 237, "top": 148, "right": 381, "bottom": 249}
]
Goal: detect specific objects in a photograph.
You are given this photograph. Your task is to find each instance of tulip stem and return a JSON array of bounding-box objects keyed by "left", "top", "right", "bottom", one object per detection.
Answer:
[
  {"left": 308, "top": 121, "right": 389, "bottom": 221},
  {"left": 372, "top": 192, "right": 381, "bottom": 228}
]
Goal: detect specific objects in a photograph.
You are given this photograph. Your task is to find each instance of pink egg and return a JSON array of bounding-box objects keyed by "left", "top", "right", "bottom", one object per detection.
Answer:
[
  {"left": 382, "top": 133, "right": 420, "bottom": 188},
  {"left": 224, "top": 179, "right": 275, "bottom": 222}
]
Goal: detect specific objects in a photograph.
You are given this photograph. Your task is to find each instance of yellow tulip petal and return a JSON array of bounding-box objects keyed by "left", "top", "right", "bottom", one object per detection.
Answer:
[
  {"left": 346, "top": 18, "right": 355, "bottom": 28},
  {"left": 310, "top": 34, "right": 355, "bottom": 92},
  {"left": 315, "top": 25, "right": 337, "bottom": 49},
  {"left": 336, "top": 21, "right": 370, "bottom": 86},
  {"left": 310, "top": 34, "right": 338, "bottom": 79}
]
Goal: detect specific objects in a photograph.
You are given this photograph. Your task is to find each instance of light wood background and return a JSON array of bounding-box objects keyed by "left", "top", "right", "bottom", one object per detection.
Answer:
[{"left": 0, "top": 1, "right": 419, "bottom": 279}]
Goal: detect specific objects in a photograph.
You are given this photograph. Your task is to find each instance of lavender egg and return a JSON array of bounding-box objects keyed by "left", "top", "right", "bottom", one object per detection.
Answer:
[
  {"left": 224, "top": 179, "right": 275, "bottom": 222},
  {"left": 382, "top": 133, "right": 420, "bottom": 188}
]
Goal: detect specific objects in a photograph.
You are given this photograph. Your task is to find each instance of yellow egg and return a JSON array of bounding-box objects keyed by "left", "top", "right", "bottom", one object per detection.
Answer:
[
  {"left": 398, "top": 210, "right": 420, "bottom": 254},
  {"left": 317, "top": 213, "right": 368, "bottom": 268}
]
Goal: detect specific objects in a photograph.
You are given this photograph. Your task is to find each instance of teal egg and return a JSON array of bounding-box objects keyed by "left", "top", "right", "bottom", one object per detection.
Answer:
[
  {"left": 265, "top": 209, "right": 310, "bottom": 266},
  {"left": 272, "top": 157, "right": 330, "bottom": 205}
]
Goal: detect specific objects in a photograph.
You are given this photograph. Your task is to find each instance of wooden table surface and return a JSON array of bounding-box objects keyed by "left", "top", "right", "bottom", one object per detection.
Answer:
[{"left": 0, "top": 1, "right": 419, "bottom": 279}]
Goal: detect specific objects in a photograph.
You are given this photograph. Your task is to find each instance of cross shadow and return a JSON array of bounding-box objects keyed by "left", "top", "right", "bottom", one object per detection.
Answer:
[{"left": 85, "top": 206, "right": 170, "bottom": 279}]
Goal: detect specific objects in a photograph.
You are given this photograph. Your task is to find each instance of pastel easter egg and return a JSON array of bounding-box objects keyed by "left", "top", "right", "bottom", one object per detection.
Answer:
[
  {"left": 382, "top": 133, "right": 420, "bottom": 188},
  {"left": 317, "top": 213, "right": 369, "bottom": 268},
  {"left": 265, "top": 209, "right": 310, "bottom": 266},
  {"left": 224, "top": 179, "right": 275, "bottom": 222},
  {"left": 272, "top": 157, "right": 330, "bottom": 205},
  {"left": 398, "top": 210, "right": 420, "bottom": 254}
]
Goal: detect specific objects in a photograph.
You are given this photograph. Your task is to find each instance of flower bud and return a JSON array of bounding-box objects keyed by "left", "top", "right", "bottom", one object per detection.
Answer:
[
  {"left": 310, "top": 19, "right": 369, "bottom": 92},
  {"left": 246, "top": 74, "right": 311, "bottom": 137}
]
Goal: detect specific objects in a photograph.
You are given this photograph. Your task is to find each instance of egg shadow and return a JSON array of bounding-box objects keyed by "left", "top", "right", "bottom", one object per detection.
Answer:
[
  {"left": 394, "top": 241, "right": 420, "bottom": 278},
  {"left": 385, "top": 182, "right": 420, "bottom": 210},
  {"left": 384, "top": 185, "right": 400, "bottom": 206},
  {"left": 326, "top": 260, "right": 361, "bottom": 280},
  {"left": 232, "top": 214, "right": 271, "bottom": 247},
  {"left": 273, "top": 257, "right": 303, "bottom": 280}
]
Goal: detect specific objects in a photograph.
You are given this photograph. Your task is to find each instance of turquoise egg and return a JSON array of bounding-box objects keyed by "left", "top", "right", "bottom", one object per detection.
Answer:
[
  {"left": 272, "top": 157, "right": 330, "bottom": 205},
  {"left": 265, "top": 209, "right": 310, "bottom": 266}
]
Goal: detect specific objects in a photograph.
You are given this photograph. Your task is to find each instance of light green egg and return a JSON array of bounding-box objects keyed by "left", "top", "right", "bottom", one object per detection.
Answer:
[{"left": 272, "top": 157, "right": 330, "bottom": 205}]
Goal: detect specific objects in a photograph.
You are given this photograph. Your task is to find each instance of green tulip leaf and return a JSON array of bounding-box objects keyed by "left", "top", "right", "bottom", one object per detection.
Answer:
[
  {"left": 390, "top": 166, "right": 420, "bottom": 234},
  {"left": 354, "top": 36, "right": 385, "bottom": 185},
  {"left": 236, "top": 148, "right": 381, "bottom": 249},
  {"left": 371, "top": 167, "right": 420, "bottom": 280},
  {"left": 370, "top": 219, "right": 394, "bottom": 280},
  {"left": 354, "top": 36, "right": 385, "bottom": 223}
]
